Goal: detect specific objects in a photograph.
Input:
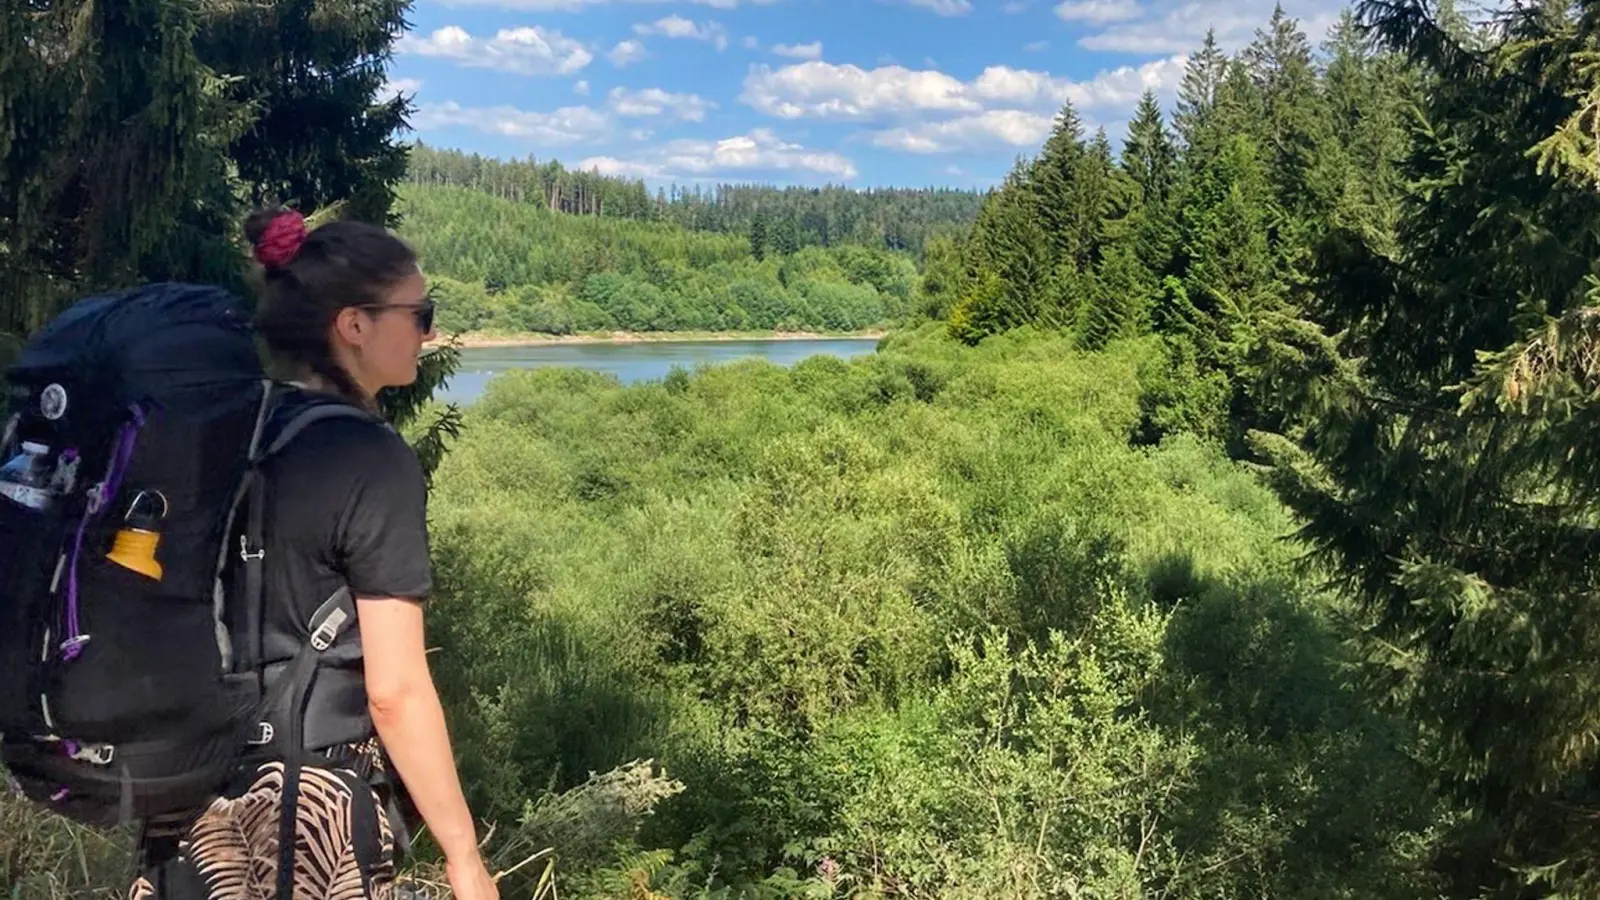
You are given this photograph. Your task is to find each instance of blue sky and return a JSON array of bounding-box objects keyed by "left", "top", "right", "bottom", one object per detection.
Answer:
[{"left": 388, "top": 0, "right": 1351, "bottom": 190}]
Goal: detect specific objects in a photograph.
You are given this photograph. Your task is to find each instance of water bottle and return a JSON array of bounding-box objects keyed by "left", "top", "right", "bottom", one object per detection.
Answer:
[{"left": 0, "top": 442, "right": 55, "bottom": 512}]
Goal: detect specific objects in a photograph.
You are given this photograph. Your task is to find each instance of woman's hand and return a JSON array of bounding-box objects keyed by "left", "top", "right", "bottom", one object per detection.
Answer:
[{"left": 445, "top": 852, "right": 500, "bottom": 900}]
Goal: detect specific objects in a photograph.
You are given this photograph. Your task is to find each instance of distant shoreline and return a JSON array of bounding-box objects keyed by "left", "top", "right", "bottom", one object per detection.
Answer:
[{"left": 429, "top": 329, "right": 889, "bottom": 349}]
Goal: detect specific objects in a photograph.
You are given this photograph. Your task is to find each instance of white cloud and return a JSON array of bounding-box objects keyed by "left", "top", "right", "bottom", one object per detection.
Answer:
[
  {"left": 742, "top": 55, "right": 1184, "bottom": 123},
  {"left": 607, "top": 86, "right": 716, "bottom": 121},
  {"left": 398, "top": 25, "right": 592, "bottom": 76},
  {"left": 379, "top": 77, "right": 424, "bottom": 101},
  {"left": 1075, "top": 0, "right": 1342, "bottom": 55},
  {"left": 742, "top": 35, "right": 761, "bottom": 49},
  {"left": 772, "top": 41, "right": 823, "bottom": 60},
  {"left": 438, "top": 0, "right": 779, "bottom": 8},
  {"left": 607, "top": 39, "right": 648, "bottom": 66},
  {"left": 578, "top": 128, "right": 857, "bottom": 181},
  {"left": 972, "top": 55, "right": 1184, "bottom": 109},
  {"left": 574, "top": 79, "right": 591, "bottom": 96},
  {"left": 872, "top": 110, "right": 1055, "bottom": 153},
  {"left": 1055, "top": 0, "right": 1142, "bottom": 22},
  {"left": 409, "top": 87, "right": 716, "bottom": 149},
  {"left": 741, "top": 61, "right": 978, "bottom": 120},
  {"left": 410, "top": 101, "right": 612, "bottom": 144},
  {"left": 634, "top": 15, "right": 730, "bottom": 50},
  {"left": 1024, "top": 40, "right": 1050, "bottom": 51},
  {"left": 577, "top": 158, "right": 669, "bottom": 178},
  {"left": 901, "top": 0, "right": 974, "bottom": 14}
]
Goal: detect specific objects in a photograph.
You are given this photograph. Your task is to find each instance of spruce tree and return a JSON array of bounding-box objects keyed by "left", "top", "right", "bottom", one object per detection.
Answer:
[
  {"left": 1253, "top": 0, "right": 1600, "bottom": 892},
  {"left": 1321, "top": 10, "right": 1415, "bottom": 252},
  {"left": 1175, "top": 29, "right": 1228, "bottom": 158},
  {"left": 1030, "top": 101, "right": 1093, "bottom": 271},
  {"left": 0, "top": 0, "right": 245, "bottom": 338},
  {"left": 1243, "top": 4, "right": 1338, "bottom": 273},
  {"left": 953, "top": 160, "right": 1056, "bottom": 341},
  {"left": 1123, "top": 91, "right": 1178, "bottom": 209},
  {"left": 1121, "top": 91, "right": 1181, "bottom": 286},
  {"left": 750, "top": 214, "right": 768, "bottom": 262},
  {"left": 194, "top": 0, "right": 414, "bottom": 225},
  {"left": 1078, "top": 246, "right": 1152, "bottom": 350}
]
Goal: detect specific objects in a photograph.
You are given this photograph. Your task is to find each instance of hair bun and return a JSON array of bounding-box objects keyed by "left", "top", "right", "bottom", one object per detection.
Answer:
[{"left": 252, "top": 209, "right": 307, "bottom": 270}]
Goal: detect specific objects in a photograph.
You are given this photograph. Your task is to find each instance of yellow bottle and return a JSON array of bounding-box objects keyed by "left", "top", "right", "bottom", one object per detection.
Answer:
[{"left": 107, "top": 490, "right": 167, "bottom": 580}]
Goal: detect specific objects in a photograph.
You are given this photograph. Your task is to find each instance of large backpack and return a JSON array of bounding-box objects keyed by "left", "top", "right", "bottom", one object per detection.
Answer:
[{"left": 0, "top": 282, "right": 378, "bottom": 829}]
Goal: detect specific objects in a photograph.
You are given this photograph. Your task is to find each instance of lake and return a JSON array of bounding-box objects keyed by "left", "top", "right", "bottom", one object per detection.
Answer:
[{"left": 434, "top": 337, "right": 882, "bottom": 405}]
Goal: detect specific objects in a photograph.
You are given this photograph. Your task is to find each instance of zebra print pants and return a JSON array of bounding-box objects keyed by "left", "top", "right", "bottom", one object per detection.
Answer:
[{"left": 127, "top": 741, "right": 398, "bottom": 900}]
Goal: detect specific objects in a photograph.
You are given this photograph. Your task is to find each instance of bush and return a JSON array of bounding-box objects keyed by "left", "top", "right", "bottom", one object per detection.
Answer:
[{"left": 421, "top": 326, "right": 1444, "bottom": 897}]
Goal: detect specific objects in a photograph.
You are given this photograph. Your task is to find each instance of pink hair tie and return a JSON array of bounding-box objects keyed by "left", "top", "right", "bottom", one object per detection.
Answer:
[{"left": 255, "top": 210, "right": 307, "bottom": 270}]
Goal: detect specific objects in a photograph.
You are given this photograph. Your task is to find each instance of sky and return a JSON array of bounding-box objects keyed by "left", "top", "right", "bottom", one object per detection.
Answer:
[{"left": 387, "top": 0, "right": 1354, "bottom": 190}]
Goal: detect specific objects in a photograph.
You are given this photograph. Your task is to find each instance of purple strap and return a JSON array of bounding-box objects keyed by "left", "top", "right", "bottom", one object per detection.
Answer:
[{"left": 60, "top": 406, "right": 144, "bottom": 662}]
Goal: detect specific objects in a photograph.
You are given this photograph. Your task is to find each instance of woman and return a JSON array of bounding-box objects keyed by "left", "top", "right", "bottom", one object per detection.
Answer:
[{"left": 127, "top": 208, "right": 498, "bottom": 900}]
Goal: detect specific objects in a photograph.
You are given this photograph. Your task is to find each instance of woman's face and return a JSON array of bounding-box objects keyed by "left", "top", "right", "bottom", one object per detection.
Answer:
[{"left": 335, "top": 267, "right": 437, "bottom": 394}]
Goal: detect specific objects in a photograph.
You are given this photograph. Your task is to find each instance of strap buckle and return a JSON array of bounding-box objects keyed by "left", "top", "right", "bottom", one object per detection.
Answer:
[
  {"left": 66, "top": 741, "right": 115, "bottom": 766},
  {"left": 239, "top": 535, "right": 264, "bottom": 563},
  {"left": 247, "top": 722, "right": 275, "bottom": 746},
  {"left": 310, "top": 608, "right": 349, "bottom": 651}
]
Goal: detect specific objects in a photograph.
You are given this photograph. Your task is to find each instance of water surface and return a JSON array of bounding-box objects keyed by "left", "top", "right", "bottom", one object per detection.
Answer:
[{"left": 435, "top": 337, "right": 881, "bottom": 405}]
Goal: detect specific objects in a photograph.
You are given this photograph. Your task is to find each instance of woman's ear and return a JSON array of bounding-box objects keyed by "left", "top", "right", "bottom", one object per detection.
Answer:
[{"left": 331, "top": 306, "right": 367, "bottom": 347}]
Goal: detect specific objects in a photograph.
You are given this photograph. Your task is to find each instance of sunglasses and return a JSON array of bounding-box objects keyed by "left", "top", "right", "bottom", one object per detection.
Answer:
[{"left": 359, "top": 299, "right": 435, "bottom": 333}]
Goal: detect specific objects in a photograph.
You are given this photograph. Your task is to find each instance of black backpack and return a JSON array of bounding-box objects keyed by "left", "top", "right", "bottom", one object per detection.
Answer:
[{"left": 0, "top": 282, "right": 378, "bottom": 829}]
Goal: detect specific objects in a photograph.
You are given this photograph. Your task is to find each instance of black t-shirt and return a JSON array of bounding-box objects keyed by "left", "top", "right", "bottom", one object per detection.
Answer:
[{"left": 247, "top": 403, "right": 432, "bottom": 747}]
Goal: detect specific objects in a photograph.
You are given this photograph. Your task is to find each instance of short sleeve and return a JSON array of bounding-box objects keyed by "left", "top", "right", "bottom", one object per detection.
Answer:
[{"left": 334, "top": 425, "right": 433, "bottom": 602}]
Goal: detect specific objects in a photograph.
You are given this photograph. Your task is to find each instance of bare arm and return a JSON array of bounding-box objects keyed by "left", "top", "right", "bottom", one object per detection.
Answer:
[{"left": 357, "top": 595, "right": 482, "bottom": 863}]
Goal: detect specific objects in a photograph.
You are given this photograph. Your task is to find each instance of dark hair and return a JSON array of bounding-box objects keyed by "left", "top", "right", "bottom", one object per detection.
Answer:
[{"left": 244, "top": 206, "right": 419, "bottom": 410}]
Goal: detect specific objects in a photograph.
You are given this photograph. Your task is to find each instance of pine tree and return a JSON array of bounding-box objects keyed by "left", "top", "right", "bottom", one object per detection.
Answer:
[
  {"left": 1029, "top": 101, "right": 1091, "bottom": 270},
  {"left": 1123, "top": 91, "right": 1178, "bottom": 209},
  {"left": 1252, "top": 1, "right": 1600, "bottom": 892},
  {"left": 0, "top": 0, "right": 247, "bottom": 338},
  {"left": 750, "top": 214, "right": 768, "bottom": 262},
  {"left": 953, "top": 160, "right": 1057, "bottom": 341},
  {"left": 195, "top": 0, "right": 415, "bottom": 226},
  {"left": 1243, "top": 4, "right": 1338, "bottom": 272},
  {"left": 1175, "top": 29, "right": 1228, "bottom": 158}
]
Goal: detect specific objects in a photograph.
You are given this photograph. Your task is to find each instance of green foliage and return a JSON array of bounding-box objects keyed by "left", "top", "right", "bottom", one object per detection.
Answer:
[
  {"left": 1244, "top": 0, "right": 1600, "bottom": 894},
  {"left": 193, "top": 0, "right": 413, "bottom": 227},
  {"left": 422, "top": 326, "right": 1438, "bottom": 898},
  {"left": 28, "top": 1, "right": 1600, "bottom": 897},
  {"left": 0, "top": 793, "right": 135, "bottom": 900},
  {"left": 394, "top": 184, "right": 909, "bottom": 335},
  {"left": 405, "top": 143, "right": 986, "bottom": 255},
  {"left": 939, "top": 3, "right": 1412, "bottom": 453},
  {"left": 0, "top": 0, "right": 418, "bottom": 352},
  {"left": 0, "top": 0, "right": 247, "bottom": 336}
]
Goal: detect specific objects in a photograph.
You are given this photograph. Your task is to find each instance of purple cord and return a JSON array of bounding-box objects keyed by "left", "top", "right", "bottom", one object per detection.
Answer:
[{"left": 61, "top": 406, "right": 144, "bottom": 662}]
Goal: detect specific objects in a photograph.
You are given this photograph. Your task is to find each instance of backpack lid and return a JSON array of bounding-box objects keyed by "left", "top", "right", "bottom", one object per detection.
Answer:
[{"left": 7, "top": 282, "right": 265, "bottom": 425}]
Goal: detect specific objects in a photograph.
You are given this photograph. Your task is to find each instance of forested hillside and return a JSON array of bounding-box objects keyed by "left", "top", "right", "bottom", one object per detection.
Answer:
[
  {"left": 395, "top": 183, "right": 918, "bottom": 334},
  {"left": 923, "top": 6, "right": 1417, "bottom": 450},
  {"left": 407, "top": 143, "right": 986, "bottom": 254}
]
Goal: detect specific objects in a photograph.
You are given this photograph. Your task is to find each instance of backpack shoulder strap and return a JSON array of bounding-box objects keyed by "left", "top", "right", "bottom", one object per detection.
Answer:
[
  {"left": 228, "top": 387, "right": 382, "bottom": 678},
  {"left": 254, "top": 391, "right": 385, "bottom": 464}
]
